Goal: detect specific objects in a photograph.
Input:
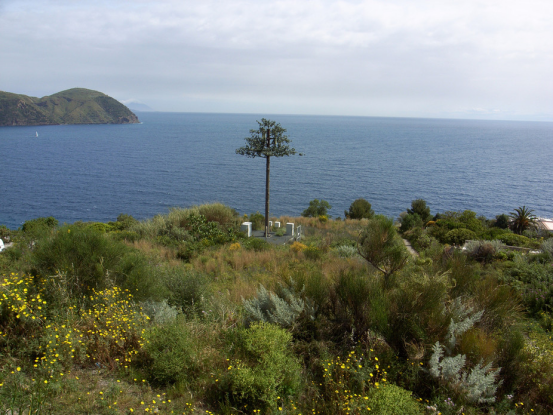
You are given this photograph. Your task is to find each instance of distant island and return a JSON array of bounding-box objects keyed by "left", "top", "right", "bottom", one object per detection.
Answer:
[{"left": 0, "top": 88, "right": 139, "bottom": 126}]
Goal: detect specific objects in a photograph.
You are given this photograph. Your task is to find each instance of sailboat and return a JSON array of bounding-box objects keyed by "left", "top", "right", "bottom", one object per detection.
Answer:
[{"left": 36, "top": 131, "right": 38, "bottom": 137}]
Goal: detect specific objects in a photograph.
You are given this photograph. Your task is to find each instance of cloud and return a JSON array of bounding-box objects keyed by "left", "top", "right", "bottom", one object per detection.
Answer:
[{"left": 1, "top": 0, "right": 552, "bottom": 120}]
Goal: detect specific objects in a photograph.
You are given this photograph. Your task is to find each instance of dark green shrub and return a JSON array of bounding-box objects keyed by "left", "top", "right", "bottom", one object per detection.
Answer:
[
  {"left": 479, "top": 227, "right": 510, "bottom": 240},
  {"left": 163, "top": 267, "right": 210, "bottom": 314},
  {"left": 345, "top": 198, "right": 374, "bottom": 220},
  {"left": 302, "top": 199, "right": 331, "bottom": 218},
  {"left": 365, "top": 384, "right": 424, "bottom": 415},
  {"left": 335, "top": 271, "right": 389, "bottom": 337},
  {"left": 141, "top": 318, "right": 199, "bottom": 385},
  {"left": 248, "top": 212, "right": 265, "bottom": 231},
  {"left": 223, "top": 322, "right": 302, "bottom": 410},
  {"left": 31, "top": 225, "right": 157, "bottom": 302},
  {"left": 387, "top": 271, "right": 449, "bottom": 354},
  {"left": 22, "top": 216, "right": 58, "bottom": 232},
  {"left": 358, "top": 216, "right": 408, "bottom": 283},
  {"left": 444, "top": 228, "right": 477, "bottom": 245},
  {"left": 407, "top": 199, "right": 432, "bottom": 223},
  {"left": 21, "top": 216, "right": 58, "bottom": 241},
  {"left": 400, "top": 213, "right": 423, "bottom": 233},
  {"left": 108, "top": 213, "right": 138, "bottom": 231},
  {"left": 498, "top": 233, "right": 530, "bottom": 247},
  {"left": 494, "top": 214, "right": 510, "bottom": 229}
]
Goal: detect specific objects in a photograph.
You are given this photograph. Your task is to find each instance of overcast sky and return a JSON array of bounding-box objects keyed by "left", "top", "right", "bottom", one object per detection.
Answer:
[{"left": 1, "top": 0, "right": 552, "bottom": 121}]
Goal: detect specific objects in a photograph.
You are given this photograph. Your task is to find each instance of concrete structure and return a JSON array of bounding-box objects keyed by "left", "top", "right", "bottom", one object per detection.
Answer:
[
  {"left": 538, "top": 218, "right": 553, "bottom": 233},
  {"left": 274, "top": 221, "right": 281, "bottom": 228},
  {"left": 286, "top": 222, "right": 294, "bottom": 236},
  {"left": 240, "top": 222, "right": 252, "bottom": 237}
]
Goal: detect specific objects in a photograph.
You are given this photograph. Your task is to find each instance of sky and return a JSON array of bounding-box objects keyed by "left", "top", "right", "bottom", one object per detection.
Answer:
[{"left": 1, "top": 0, "right": 552, "bottom": 121}]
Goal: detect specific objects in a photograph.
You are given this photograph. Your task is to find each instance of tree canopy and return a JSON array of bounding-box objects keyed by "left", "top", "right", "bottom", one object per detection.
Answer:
[
  {"left": 235, "top": 119, "right": 295, "bottom": 159},
  {"left": 345, "top": 198, "right": 374, "bottom": 219},
  {"left": 302, "top": 199, "right": 332, "bottom": 218}
]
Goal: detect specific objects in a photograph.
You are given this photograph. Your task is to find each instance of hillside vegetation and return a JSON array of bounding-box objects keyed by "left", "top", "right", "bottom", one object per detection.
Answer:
[
  {"left": 1, "top": 201, "right": 552, "bottom": 414},
  {"left": 0, "top": 88, "right": 139, "bottom": 126}
]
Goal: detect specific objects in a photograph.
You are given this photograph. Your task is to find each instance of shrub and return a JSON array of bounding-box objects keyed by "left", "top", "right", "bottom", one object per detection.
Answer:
[
  {"left": 302, "top": 199, "right": 331, "bottom": 218},
  {"left": 31, "top": 225, "right": 157, "bottom": 302},
  {"left": 335, "top": 271, "right": 389, "bottom": 337},
  {"left": 223, "top": 322, "right": 302, "bottom": 410},
  {"left": 334, "top": 244, "right": 358, "bottom": 258},
  {"left": 197, "top": 202, "right": 240, "bottom": 228},
  {"left": 444, "top": 228, "right": 477, "bottom": 245},
  {"left": 345, "top": 198, "right": 374, "bottom": 220},
  {"left": 248, "top": 211, "right": 265, "bottom": 231},
  {"left": 141, "top": 318, "right": 200, "bottom": 385},
  {"left": 358, "top": 216, "right": 408, "bottom": 283},
  {"left": 163, "top": 267, "right": 211, "bottom": 314},
  {"left": 400, "top": 213, "right": 423, "bottom": 233},
  {"left": 541, "top": 238, "right": 553, "bottom": 257},
  {"left": 108, "top": 213, "right": 138, "bottom": 231},
  {"left": 21, "top": 216, "right": 58, "bottom": 241},
  {"left": 465, "top": 240, "right": 506, "bottom": 264},
  {"left": 498, "top": 233, "right": 530, "bottom": 247},
  {"left": 494, "top": 214, "right": 510, "bottom": 229},
  {"left": 365, "top": 384, "right": 424, "bottom": 415},
  {"left": 407, "top": 199, "right": 432, "bottom": 223},
  {"left": 243, "top": 284, "right": 305, "bottom": 328},
  {"left": 290, "top": 241, "right": 307, "bottom": 253},
  {"left": 304, "top": 245, "right": 323, "bottom": 261},
  {"left": 242, "top": 237, "right": 270, "bottom": 251}
]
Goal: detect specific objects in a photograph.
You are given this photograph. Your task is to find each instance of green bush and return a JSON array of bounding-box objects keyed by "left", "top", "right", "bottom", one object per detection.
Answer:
[
  {"left": 302, "top": 199, "right": 331, "bottom": 218},
  {"left": 345, "top": 198, "right": 374, "bottom": 220},
  {"left": 223, "top": 322, "right": 302, "bottom": 410},
  {"left": 242, "top": 237, "right": 270, "bottom": 251},
  {"left": 108, "top": 213, "right": 138, "bottom": 231},
  {"left": 197, "top": 203, "right": 240, "bottom": 229},
  {"left": 407, "top": 199, "right": 432, "bottom": 223},
  {"left": 498, "top": 233, "right": 531, "bottom": 247},
  {"left": 163, "top": 266, "right": 211, "bottom": 314},
  {"left": 358, "top": 216, "right": 408, "bottom": 283},
  {"left": 141, "top": 318, "right": 200, "bottom": 385},
  {"left": 335, "top": 271, "right": 389, "bottom": 337},
  {"left": 365, "top": 384, "right": 424, "bottom": 415},
  {"left": 248, "top": 211, "right": 265, "bottom": 231},
  {"left": 400, "top": 213, "right": 423, "bottom": 233},
  {"left": 31, "top": 225, "right": 157, "bottom": 302},
  {"left": 21, "top": 216, "right": 58, "bottom": 241},
  {"left": 444, "top": 228, "right": 477, "bottom": 245}
]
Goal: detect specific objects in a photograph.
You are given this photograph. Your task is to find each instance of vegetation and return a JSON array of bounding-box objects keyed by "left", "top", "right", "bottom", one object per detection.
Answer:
[
  {"left": 1, "top": 201, "right": 553, "bottom": 414},
  {"left": 345, "top": 198, "right": 374, "bottom": 220},
  {"left": 302, "top": 199, "right": 332, "bottom": 218},
  {"left": 509, "top": 206, "right": 538, "bottom": 235},
  {"left": 0, "top": 88, "right": 139, "bottom": 126}
]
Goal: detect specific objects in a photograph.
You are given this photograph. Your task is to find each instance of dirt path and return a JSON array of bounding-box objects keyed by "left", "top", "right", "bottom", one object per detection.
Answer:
[{"left": 402, "top": 238, "right": 419, "bottom": 257}]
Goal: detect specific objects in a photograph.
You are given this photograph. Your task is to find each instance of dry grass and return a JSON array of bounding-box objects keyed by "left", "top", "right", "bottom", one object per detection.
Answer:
[{"left": 130, "top": 239, "right": 178, "bottom": 263}]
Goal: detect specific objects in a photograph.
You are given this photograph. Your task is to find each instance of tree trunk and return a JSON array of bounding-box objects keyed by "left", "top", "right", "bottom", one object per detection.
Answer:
[
  {"left": 265, "top": 128, "right": 271, "bottom": 237},
  {"left": 265, "top": 154, "right": 270, "bottom": 237}
]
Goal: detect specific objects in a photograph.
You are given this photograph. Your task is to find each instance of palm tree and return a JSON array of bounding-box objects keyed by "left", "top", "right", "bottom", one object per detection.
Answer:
[{"left": 509, "top": 206, "right": 537, "bottom": 235}]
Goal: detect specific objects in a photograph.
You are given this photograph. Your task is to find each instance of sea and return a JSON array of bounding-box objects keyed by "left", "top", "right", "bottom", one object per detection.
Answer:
[{"left": 1, "top": 112, "right": 552, "bottom": 229}]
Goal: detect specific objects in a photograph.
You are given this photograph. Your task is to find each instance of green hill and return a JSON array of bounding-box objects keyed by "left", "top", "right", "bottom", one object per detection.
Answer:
[{"left": 0, "top": 88, "right": 139, "bottom": 126}]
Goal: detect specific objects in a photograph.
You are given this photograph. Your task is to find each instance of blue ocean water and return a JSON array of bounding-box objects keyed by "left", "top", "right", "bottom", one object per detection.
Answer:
[{"left": 0, "top": 112, "right": 552, "bottom": 229}]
